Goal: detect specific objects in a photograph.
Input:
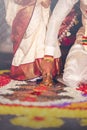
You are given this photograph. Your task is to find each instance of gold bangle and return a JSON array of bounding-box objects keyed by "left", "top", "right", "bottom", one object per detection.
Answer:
[{"left": 44, "top": 57, "right": 54, "bottom": 62}]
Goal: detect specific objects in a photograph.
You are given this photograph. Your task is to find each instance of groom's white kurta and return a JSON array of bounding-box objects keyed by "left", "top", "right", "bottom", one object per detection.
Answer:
[
  {"left": 63, "top": 0, "right": 87, "bottom": 87},
  {"left": 44, "top": 0, "right": 78, "bottom": 56}
]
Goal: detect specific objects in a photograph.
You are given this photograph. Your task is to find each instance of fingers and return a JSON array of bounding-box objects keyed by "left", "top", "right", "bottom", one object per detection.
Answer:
[{"left": 41, "top": 0, "right": 51, "bottom": 8}]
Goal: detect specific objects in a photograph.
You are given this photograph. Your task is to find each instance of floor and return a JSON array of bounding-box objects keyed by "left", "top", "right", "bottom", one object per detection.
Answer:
[{"left": 0, "top": 48, "right": 87, "bottom": 130}]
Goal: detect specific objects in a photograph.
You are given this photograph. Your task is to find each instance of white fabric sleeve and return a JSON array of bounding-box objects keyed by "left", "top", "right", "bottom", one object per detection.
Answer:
[{"left": 44, "top": 0, "right": 78, "bottom": 56}]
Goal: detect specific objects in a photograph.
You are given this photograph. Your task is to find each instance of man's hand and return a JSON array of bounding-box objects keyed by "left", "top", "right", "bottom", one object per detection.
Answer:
[
  {"left": 41, "top": 59, "right": 53, "bottom": 75},
  {"left": 41, "top": 0, "right": 51, "bottom": 8},
  {"left": 40, "top": 56, "right": 61, "bottom": 87},
  {"left": 40, "top": 56, "right": 54, "bottom": 87}
]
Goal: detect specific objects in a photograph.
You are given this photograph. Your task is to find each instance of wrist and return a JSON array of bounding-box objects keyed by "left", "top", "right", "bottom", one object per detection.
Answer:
[{"left": 44, "top": 55, "right": 54, "bottom": 62}]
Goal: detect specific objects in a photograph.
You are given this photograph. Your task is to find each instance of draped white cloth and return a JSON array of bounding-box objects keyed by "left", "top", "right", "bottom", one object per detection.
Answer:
[
  {"left": 5, "top": 0, "right": 60, "bottom": 68},
  {"left": 4, "top": 0, "right": 18, "bottom": 26},
  {"left": 12, "top": 3, "right": 50, "bottom": 66},
  {"left": 3, "top": 0, "right": 61, "bottom": 80},
  {"left": 63, "top": 0, "right": 87, "bottom": 87},
  {"left": 63, "top": 43, "right": 87, "bottom": 87}
]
